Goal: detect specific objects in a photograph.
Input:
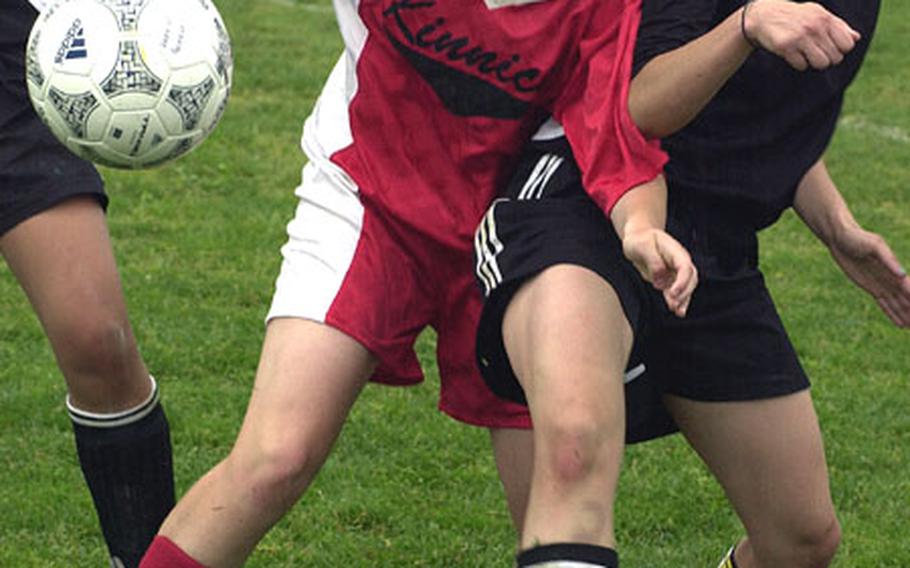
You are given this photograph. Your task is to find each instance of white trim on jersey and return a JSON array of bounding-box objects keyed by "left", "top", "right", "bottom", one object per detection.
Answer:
[
  {"left": 302, "top": 1, "right": 368, "bottom": 195},
  {"left": 474, "top": 199, "right": 506, "bottom": 297},
  {"left": 333, "top": 0, "right": 368, "bottom": 64},
  {"left": 531, "top": 117, "right": 566, "bottom": 141},
  {"left": 301, "top": 55, "right": 359, "bottom": 193},
  {"left": 485, "top": 0, "right": 549, "bottom": 8},
  {"left": 28, "top": 0, "right": 48, "bottom": 11}
]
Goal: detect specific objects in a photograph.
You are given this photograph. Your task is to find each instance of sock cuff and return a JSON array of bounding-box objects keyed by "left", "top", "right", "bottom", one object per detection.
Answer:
[
  {"left": 517, "top": 543, "right": 619, "bottom": 567},
  {"left": 140, "top": 536, "right": 207, "bottom": 568},
  {"left": 67, "top": 375, "right": 160, "bottom": 428}
]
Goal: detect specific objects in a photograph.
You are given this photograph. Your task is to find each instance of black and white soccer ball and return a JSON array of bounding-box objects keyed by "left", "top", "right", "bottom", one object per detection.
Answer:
[{"left": 26, "top": 0, "right": 233, "bottom": 169}]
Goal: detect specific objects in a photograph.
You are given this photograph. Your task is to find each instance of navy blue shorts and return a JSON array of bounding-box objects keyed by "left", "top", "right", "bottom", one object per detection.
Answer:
[
  {"left": 647, "top": 272, "right": 810, "bottom": 402},
  {"left": 0, "top": 2, "right": 106, "bottom": 237}
]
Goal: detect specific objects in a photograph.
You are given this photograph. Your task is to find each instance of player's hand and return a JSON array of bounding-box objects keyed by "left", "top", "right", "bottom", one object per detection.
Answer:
[
  {"left": 829, "top": 225, "right": 910, "bottom": 328},
  {"left": 622, "top": 228, "right": 698, "bottom": 317},
  {"left": 744, "top": 0, "right": 861, "bottom": 71}
]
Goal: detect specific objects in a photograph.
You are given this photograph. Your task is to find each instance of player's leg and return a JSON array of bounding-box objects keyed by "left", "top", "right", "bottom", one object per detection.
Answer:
[
  {"left": 490, "top": 427, "right": 534, "bottom": 533},
  {"left": 1, "top": 197, "right": 150, "bottom": 408},
  {"left": 144, "top": 317, "right": 376, "bottom": 567},
  {"left": 665, "top": 391, "right": 840, "bottom": 568},
  {"left": 0, "top": 196, "right": 174, "bottom": 567},
  {"left": 141, "top": 148, "right": 418, "bottom": 565},
  {"left": 471, "top": 136, "right": 648, "bottom": 565},
  {"left": 505, "top": 264, "right": 632, "bottom": 562},
  {"left": 435, "top": 255, "right": 535, "bottom": 536},
  {"left": 649, "top": 269, "right": 837, "bottom": 567}
]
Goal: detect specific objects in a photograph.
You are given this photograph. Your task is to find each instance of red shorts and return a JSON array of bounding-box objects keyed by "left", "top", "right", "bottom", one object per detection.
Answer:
[{"left": 268, "top": 161, "right": 531, "bottom": 428}]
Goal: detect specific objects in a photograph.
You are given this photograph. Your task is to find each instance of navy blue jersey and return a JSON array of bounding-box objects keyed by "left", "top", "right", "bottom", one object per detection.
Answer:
[
  {"left": 0, "top": 1, "right": 38, "bottom": 59},
  {"left": 633, "top": 0, "right": 881, "bottom": 277}
]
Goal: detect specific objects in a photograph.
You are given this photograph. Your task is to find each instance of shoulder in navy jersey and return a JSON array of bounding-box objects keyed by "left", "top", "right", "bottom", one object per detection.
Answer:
[
  {"left": 659, "top": 0, "right": 882, "bottom": 234},
  {"left": 633, "top": 0, "right": 719, "bottom": 75},
  {"left": 0, "top": 2, "right": 39, "bottom": 52}
]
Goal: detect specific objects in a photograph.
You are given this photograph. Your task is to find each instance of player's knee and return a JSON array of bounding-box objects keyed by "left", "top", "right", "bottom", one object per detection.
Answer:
[
  {"left": 55, "top": 316, "right": 138, "bottom": 379},
  {"left": 538, "top": 412, "right": 620, "bottom": 485},
  {"left": 797, "top": 516, "right": 841, "bottom": 568},
  {"left": 755, "top": 514, "right": 841, "bottom": 568},
  {"left": 228, "top": 437, "right": 326, "bottom": 510}
]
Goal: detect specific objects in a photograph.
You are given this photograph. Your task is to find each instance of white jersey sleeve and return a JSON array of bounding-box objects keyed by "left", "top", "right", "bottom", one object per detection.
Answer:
[{"left": 28, "top": 0, "right": 49, "bottom": 12}]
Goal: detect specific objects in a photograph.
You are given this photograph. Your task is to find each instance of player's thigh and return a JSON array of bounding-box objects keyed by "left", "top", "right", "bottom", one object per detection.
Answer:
[
  {"left": 665, "top": 390, "right": 835, "bottom": 536},
  {"left": 503, "top": 264, "right": 633, "bottom": 413},
  {"left": 1, "top": 196, "right": 129, "bottom": 338},
  {"left": 231, "top": 317, "right": 377, "bottom": 470}
]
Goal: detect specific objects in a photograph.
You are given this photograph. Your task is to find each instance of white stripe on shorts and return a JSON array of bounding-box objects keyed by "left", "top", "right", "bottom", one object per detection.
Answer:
[
  {"left": 475, "top": 150, "right": 565, "bottom": 296},
  {"left": 518, "top": 153, "right": 564, "bottom": 201},
  {"left": 474, "top": 199, "right": 507, "bottom": 296},
  {"left": 624, "top": 363, "right": 646, "bottom": 384},
  {"left": 267, "top": 161, "right": 365, "bottom": 324}
]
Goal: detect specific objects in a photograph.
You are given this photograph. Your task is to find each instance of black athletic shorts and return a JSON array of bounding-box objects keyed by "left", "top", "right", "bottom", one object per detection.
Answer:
[
  {"left": 0, "top": 2, "right": 106, "bottom": 238},
  {"left": 474, "top": 136, "right": 810, "bottom": 442},
  {"left": 473, "top": 136, "right": 675, "bottom": 442},
  {"left": 648, "top": 270, "right": 810, "bottom": 402}
]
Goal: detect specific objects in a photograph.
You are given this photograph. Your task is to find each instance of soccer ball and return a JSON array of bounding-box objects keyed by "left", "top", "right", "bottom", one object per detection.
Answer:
[{"left": 25, "top": 0, "right": 233, "bottom": 169}]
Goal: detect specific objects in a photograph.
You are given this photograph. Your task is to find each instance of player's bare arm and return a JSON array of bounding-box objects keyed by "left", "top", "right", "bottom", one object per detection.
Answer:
[
  {"left": 794, "top": 159, "right": 910, "bottom": 327},
  {"left": 630, "top": 0, "right": 860, "bottom": 139},
  {"left": 609, "top": 175, "right": 698, "bottom": 317}
]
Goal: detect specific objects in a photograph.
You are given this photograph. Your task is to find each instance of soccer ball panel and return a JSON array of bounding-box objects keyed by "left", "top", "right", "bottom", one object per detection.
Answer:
[
  {"left": 47, "top": 84, "right": 101, "bottom": 137},
  {"left": 26, "top": 0, "right": 233, "bottom": 169},
  {"left": 34, "top": 72, "right": 109, "bottom": 148},
  {"left": 137, "top": 0, "right": 224, "bottom": 68},
  {"left": 28, "top": 1, "right": 121, "bottom": 90},
  {"left": 90, "top": 110, "right": 168, "bottom": 165},
  {"left": 99, "top": 40, "right": 165, "bottom": 100}
]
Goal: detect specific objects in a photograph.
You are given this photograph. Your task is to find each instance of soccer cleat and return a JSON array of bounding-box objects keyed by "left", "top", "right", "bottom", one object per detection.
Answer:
[{"left": 716, "top": 545, "right": 738, "bottom": 568}]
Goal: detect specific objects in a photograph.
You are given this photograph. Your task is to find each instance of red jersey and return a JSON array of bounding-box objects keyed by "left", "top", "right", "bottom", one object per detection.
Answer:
[{"left": 304, "top": 0, "right": 666, "bottom": 249}]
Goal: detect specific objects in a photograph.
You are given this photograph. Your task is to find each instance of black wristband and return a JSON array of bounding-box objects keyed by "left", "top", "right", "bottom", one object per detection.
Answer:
[{"left": 741, "top": 0, "right": 761, "bottom": 49}]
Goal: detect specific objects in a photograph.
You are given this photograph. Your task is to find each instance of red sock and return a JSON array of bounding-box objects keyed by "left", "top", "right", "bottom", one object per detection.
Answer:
[{"left": 139, "top": 536, "right": 207, "bottom": 568}]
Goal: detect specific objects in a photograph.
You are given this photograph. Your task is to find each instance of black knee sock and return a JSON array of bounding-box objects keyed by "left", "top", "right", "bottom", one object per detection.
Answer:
[
  {"left": 69, "top": 381, "right": 175, "bottom": 568},
  {"left": 517, "top": 543, "right": 619, "bottom": 567}
]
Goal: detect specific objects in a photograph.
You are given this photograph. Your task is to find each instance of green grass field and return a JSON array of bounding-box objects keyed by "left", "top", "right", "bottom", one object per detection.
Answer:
[{"left": 1, "top": 0, "right": 908, "bottom": 565}]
